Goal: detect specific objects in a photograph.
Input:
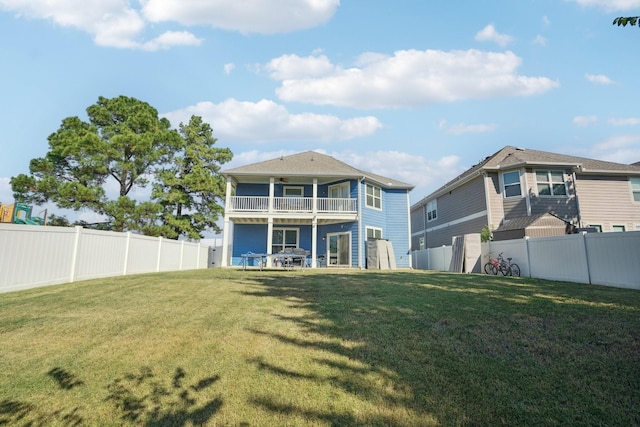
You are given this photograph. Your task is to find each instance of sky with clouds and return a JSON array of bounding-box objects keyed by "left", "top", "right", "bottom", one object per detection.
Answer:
[{"left": 1, "top": 0, "right": 639, "bottom": 230}]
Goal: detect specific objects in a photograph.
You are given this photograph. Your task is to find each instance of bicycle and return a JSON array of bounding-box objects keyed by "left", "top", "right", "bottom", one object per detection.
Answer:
[
  {"left": 498, "top": 254, "right": 520, "bottom": 277},
  {"left": 484, "top": 253, "right": 501, "bottom": 275},
  {"left": 484, "top": 252, "right": 520, "bottom": 277}
]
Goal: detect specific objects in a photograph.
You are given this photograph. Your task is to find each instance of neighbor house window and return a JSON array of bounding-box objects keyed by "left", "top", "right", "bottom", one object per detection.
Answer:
[
  {"left": 536, "top": 170, "right": 567, "bottom": 196},
  {"left": 612, "top": 225, "right": 625, "bottom": 232},
  {"left": 272, "top": 228, "right": 298, "bottom": 253},
  {"left": 366, "top": 226, "right": 383, "bottom": 239},
  {"left": 427, "top": 200, "right": 437, "bottom": 221},
  {"left": 631, "top": 178, "right": 640, "bottom": 202},
  {"left": 366, "top": 184, "right": 382, "bottom": 209},
  {"left": 502, "top": 171, "right": 522, "bottom": 198},
  {"left": 590, "top": 225, "right": 602, "bottom": 233}
]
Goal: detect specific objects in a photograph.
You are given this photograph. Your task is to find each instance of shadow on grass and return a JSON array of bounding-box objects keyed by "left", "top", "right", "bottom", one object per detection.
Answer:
[
  {"left": 106, "top": 367, "right": 222, "bottom": 427},
  {"left": 0, "top": 367, "right": 222, "bottom": 427},
  {"left": 241, "top": 271, "right": 640, "bottom": 426}
]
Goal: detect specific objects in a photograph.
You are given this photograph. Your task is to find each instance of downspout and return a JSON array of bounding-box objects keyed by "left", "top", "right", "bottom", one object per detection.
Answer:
[
  {"left": 358, "top": 176, "right": 365, "bottom": 269},
  {"left": 572, "top": 170, "right": 583, "bottom": 228},
  {"left": 406, "top": 190, "right": 413, "bottom": 269}
]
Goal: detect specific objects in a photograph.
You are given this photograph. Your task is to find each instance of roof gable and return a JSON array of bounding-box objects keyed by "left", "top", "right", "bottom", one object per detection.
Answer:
[
  {"left": 222, "top": 151, "right": 413, "bottom": 189},
  {"left": 414, "top": 145, "right": 640, "bottom": 206}
]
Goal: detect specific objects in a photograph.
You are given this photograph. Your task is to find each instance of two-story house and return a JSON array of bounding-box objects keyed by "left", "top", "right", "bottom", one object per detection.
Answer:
[
  {"left": 411, "top": 146, "right": 640, "bottom": 249},
  {"left": 220, "top": 151, "right": 414, "bottom": 268}
]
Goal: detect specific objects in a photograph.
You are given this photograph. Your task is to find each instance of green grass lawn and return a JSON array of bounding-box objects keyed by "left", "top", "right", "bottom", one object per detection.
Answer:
[{"left": 1, "top": 269, "right": 639, "bottom": 426}]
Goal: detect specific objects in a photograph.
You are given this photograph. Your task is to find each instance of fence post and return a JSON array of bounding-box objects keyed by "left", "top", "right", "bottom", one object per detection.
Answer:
[
  {"left": 157, "top": 237, "right": 163, "bottom": 272},
  {"left": 180, "top": 241, "right": 185, "bottom": 270},
  {"left": 582, "top": 232, "right": 593, "bottom": 285},
  {"left": 525, "top": 236, "right": 532, "bottom": 278},
  {"left": 123, "top": 232, "right": 131, "bottom": 276},
  {"left": 69, "top": 226, "right": 82, "bottom": 283}
]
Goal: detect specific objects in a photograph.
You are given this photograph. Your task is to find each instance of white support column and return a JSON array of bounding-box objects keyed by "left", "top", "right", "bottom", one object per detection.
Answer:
[
  {"left": 312, "top": 178, "right": 318, "bottom": 268},
  {"left": 312, "top": 178, "right": 318, "bottom": 215},
  {"left": 266, "top": 218, "right": 274, "bottom": 267},
  {"left": 221, "top": 177, "right": 233, "bottom": 267},
  {"left": 311, "top": 216, "right": 318, "bottom": 268},
  {"left": 269, "top": 177, "right": 275, "bottom": 213}
]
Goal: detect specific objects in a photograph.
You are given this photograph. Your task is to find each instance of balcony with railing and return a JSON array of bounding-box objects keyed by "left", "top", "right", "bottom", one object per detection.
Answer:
[{"left": 228, "top": 196, "right": 357, "bottom": 215}]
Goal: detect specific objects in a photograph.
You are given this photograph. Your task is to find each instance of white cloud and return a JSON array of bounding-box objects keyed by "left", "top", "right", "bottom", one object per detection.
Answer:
[
  {"left": 573, "top": 115, "right": 599, "bottom": 126},
  {"left": 0, "top": 0, "right": 201, "bottom": 50},
  {"left": 532, "top": 35, "right": 548, "bottom": 46},
  {"left": 585, "top": 73, "right": 614, "bottom": 85},
  {"left": 443, "top": 122, "right": 498, "bottom": 135},
  {"left": 162, "top": 99, "right": 383, "bottom": 142},
  {"left": 589, "top": 135, "right": 640, "bottom": 164},
  {"left": 608, "top": 117, "right": 640, "bottom": 126},
  {"left": 264, "top": 54, "right": 335, "bottom": 79},
  {"left": 475, "top": 24, "right": 515, "bottom": 47},
  {"left": 0, "top": 0, "right": 337, "bottom": 49},
  {"left": 566, "top": 0, "right": 640, "bottom": 12},
  {"left": 542, "top": 16, "right": 551, "bottom": 28},
  {"left": 224, "top": 63, "right": 236, "bottom": 74},
  {"left": 140, "top": 0, "right": 339, "bottom": 34},
  {"left": 266, "top": 50, "right": 559, "bottom": 109}
]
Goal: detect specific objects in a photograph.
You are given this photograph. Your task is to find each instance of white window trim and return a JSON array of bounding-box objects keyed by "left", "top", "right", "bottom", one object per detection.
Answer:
[
  {"left": 535, "top": 170, "right": 567, "bottom": 197},
  {"left": 365, "top": 183, "right": 382, "bottom": 210},
  {"left": 501, "top": 170, "right": 523, "bottom": 198},
  {"left": 284, "top": 186, "right": 304, "bottom": 197},
  {"left": 366, "top": 226, "right": 383, "bottom": 240},
  {"left": 329, "top": 182, "right": 350, "bottom": 198},
  {"left": 631, "top": 177, "right": 640, "bottom": 203},
  {"left": 426, "top": 199, "right": 437, "bottom": 222},
  {"left": 272, "top": 227, "right": 299, "bottom": 252}
]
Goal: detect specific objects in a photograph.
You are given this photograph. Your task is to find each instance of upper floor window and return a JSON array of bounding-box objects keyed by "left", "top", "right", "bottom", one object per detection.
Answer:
[
  {"left": 502, "top": 171, "right": 522, "bottom": 198},
  {"left": 612, "top": 225, "right": 625, "bottom": 232},
  {"left": 366, "top": 226, "right": 383, "bottom": 239},
  {"left": 536, "top": 170, "right": 567, "bottom": 196},
  {"left": 329, "top": 182, "right": 350, "bottom": 199},
  {"left": 427, "top": 200, "right": 437, "bottom": 221},
  {"left": 284, "top": 186, "right": 303, "bottom": 197},
  {"left": 366, "top": 184, "right": 381, "bottom": 209},
  {"left": 631, "top": 178, "right": 640, "bottom": 202}
]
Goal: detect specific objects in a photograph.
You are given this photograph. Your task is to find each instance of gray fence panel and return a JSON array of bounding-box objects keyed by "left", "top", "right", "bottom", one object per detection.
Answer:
[
  {"left": 0, "top": 225, "right": 210, "bottom": 293},
  {"left": 158, "top": 238, "right": 182, "bottom": 272},
  {"left": 527, "top": 234, "right": 589, "bottom": 283},
  {"left": 417, "top": 232, "right": 639, "bottom": 289},
  {"left": 586, "top": 232, "right": 640, "bottom": 288},
  {"left": 74, "top": 228, "right": 128, "bottom": 282},
  {"left": 0, "top": 224, "right": 78, "bottom": 292}
]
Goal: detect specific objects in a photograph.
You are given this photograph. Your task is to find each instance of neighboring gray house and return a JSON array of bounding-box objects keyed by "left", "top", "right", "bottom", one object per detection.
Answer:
[
  {"left": 411, "top": 146, "right": 640, "bottom": 250},
  {"left": 220, "top": 151, "right": 414, "bottom": 268}
]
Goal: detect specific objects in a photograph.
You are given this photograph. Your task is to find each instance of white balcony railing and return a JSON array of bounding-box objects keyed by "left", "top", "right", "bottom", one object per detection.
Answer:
[
  {"left": 316, "top": 198, "right": 356, "bottom": 213},
  {"left": 228, "top": 196, "right": 356, "bottom": 214}
]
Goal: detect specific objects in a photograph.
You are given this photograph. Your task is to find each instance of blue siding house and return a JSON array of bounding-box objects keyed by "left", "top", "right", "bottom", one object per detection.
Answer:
[{"left": 220, "top": 151, "right": 414, "bottom": 268}]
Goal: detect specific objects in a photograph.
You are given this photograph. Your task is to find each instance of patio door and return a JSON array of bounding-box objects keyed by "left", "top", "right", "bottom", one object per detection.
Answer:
[{"left": 327, "top": 232, "right": 350, "bottom": 266}]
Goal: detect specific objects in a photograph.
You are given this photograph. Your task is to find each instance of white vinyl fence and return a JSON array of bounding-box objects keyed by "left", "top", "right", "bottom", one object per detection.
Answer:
[
  {"left": 412, "top": 231, "right": 640, "bottom": 290},
  {"left": 0, "top": 224, "right": 211, "bottom": 294}
]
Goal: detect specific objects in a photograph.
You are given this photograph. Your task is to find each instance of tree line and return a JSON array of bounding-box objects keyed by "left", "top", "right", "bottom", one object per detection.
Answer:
[{"left": 11, "top": 95, "right": 232, "bottom": 240}]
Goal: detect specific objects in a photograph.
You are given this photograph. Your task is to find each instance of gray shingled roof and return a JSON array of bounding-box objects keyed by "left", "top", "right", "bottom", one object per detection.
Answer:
[
  {"left": 414, "top": 145, "right": 640, "bottom": 206},
  {"left": 494, "top": 213, "right": 568, "bottom": 232},
  {"left": 222, "top": 151, "right": 414, "bottom": 189}
]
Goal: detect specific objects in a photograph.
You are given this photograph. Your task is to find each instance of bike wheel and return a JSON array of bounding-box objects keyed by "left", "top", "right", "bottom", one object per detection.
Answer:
[
  {"left": 510, "top": 264, "right": 520, "bottom": 277},
  {"left": 484, "top": 262, "right": 497, "bottom": 275},
  {"left": 498, "top": 263, "right": 509, "bottom": 275}
]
